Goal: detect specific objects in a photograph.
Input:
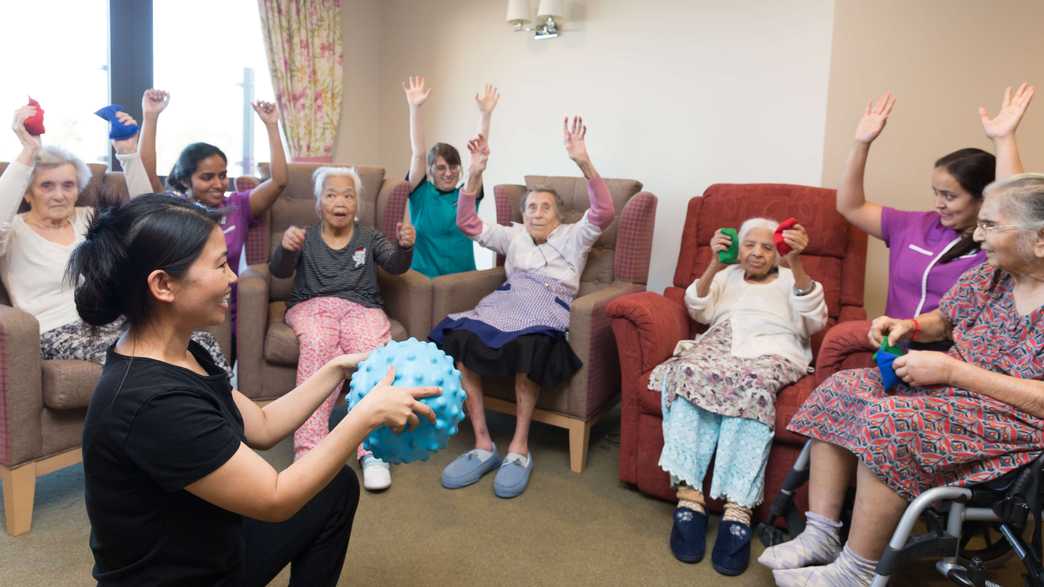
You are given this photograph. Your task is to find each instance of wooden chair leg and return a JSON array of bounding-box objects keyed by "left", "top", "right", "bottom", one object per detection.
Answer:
[
  {"left": 2, "top": 463, "right": 36, "bottom": 536},
  {"left": 568, "top": 419, "right": 592, "bottom": 474}
]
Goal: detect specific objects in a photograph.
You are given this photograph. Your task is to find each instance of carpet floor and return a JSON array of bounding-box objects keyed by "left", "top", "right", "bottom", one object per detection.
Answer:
[{"left": 0, "top": 407, "right": 1029, "bottom": 586}]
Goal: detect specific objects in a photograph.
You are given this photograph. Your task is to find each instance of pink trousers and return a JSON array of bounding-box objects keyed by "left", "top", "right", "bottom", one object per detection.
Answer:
[{"left": 285, "top": 296, "right": 391, "bottom": 460}]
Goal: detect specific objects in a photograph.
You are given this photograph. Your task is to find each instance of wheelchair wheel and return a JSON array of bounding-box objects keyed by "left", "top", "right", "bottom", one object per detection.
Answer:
[{"left": 957, "top": 521, "right": 1016, "bottom": 569}]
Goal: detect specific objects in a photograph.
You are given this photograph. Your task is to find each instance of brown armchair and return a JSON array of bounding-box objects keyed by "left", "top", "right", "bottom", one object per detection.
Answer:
[
  {"left": 236, "top": 163, "right": 432, "bottom": 401},
  {"left": 430, "top": 175, "right": 658, "bottom": 473},
  {"left": 0, "top": 162, "right": 231, "bottom": 536}
]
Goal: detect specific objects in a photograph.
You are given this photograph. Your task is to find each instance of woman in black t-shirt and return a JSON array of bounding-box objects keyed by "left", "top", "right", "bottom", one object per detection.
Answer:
[{"left": 70, "top": 194, "right": 438, "bottom": 586}]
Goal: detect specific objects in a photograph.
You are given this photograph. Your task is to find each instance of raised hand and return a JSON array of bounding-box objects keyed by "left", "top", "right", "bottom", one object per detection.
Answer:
[
  {"left": 141, "top": 89, "right": 170, "bottom": 117},
  {"left": 980, "top": 82, "right": 1036, "bottom": 140},
  {"left": 402, "top": 76, "right": 431, "bottom": 109},
  {"left": 709, "top": 228, "right": 733, "bottom": 255},
  {"left": 781, "top": 223, "right": 810, "bottom": 261},
  {"left": 854, "top": 92, "right": 895, "bottom": 144},
  {"left": 563, "top": 115, "right": 589, "bottom": 163},
  {"left": 466, "top": 133, "right": 490, "bottom": 176},
  {"left": 252, "top": 100, "right": 280, "bottom": 126},
  {"left": 395, "top": 221, "right": 416, "bottom": 248},
  {"left": 111, "top": 111, "right": 140, "bottom": 154},
  {"left": 11, "top": 105, "right": 41, "bottom": 151},
  {"left": 475, "top": 84, "right": 500, "bottom": 114},
  {"left": 357, "top": 367, "right": 440, "bottom": 434},
  {"left": 281, "top": 225, "right": 307, "bottom": 252}
]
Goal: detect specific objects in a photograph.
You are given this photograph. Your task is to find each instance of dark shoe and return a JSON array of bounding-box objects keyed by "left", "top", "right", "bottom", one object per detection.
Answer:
[
  {"left": 712, "top": 520, "right": 752, "bottom": 576},
  {"left": 670, "top": 507, "right": 708, "bottom": 563}
]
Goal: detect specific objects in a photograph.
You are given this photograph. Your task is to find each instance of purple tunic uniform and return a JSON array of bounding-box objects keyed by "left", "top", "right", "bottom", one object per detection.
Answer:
[{"left": 881, "top": 207, "right": 986, "bottom": 319}]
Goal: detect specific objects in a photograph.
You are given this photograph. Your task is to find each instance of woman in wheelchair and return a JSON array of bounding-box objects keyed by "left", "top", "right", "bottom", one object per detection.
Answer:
[
  {"left": 0, "top": 100, "right": 228, "bottom": 370},
  {"left": 762, "top": 173, "right": 1044, "bottom": 586},
  {"left": 649, "top": 218, "right": 828, "bottom": 575}
]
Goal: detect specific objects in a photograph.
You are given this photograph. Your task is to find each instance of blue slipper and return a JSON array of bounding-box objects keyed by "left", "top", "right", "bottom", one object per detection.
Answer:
[
  {"left": 441, "top": 446, "right": 502, "bottom": 489},
  {"left": 493, "top": 452, "right": 533, "bottom": 498},
  {"left": 670, "top": 507, "right": 707, "bottom": 563},
  {"left": 712, "top": 520, "right": 752, "bottom": 576}
]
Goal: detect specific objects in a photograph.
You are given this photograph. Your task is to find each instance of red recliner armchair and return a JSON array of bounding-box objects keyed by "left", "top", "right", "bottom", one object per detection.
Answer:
[{"left": 606, "top": 183, "right": 868, "bottom": 521}]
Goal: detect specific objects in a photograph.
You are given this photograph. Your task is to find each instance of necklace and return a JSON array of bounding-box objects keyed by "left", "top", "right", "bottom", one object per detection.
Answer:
[{"left": 25, "top": 215, "right": 72, "bottom": 231}]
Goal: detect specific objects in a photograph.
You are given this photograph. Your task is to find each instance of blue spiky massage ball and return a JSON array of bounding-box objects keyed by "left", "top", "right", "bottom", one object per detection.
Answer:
[{"left": 347, "top": 338, "right": 466, "bottom": 464}]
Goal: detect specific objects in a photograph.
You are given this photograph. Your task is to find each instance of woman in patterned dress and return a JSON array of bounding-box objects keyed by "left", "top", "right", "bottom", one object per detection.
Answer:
[
  {"left": 651, "top": 218, "right": 828, "bottom": 575},
  {"left": 429, "top": 117, "right": 615, "bottom": 498},
  {"left": 761, "top": 173, "right": 1044, "bottom": 586}
]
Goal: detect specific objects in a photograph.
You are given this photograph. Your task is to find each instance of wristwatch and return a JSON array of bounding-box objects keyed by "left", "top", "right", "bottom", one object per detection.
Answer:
[{"left": 793, "top": 281, "right": 816, "bottom": 296}]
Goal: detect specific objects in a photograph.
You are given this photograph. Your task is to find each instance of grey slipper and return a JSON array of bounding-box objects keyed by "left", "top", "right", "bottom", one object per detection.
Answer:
[
  {"left": 441, "top": 446, "right": 502, "bottom": 489},
  {"left": 493, "top": 452, "right": 534, "bottom": 498}
]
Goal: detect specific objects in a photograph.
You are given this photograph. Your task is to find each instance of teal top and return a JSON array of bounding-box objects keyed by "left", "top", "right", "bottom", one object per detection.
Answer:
[{"left": 408, "top": 177, "right": 482, "bottom": 278}]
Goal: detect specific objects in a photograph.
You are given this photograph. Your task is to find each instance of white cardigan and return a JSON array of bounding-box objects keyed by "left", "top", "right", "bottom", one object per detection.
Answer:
[
  {"left": 0, "top": 154, "right": 151, "bottom": 333},
  {"left": 684, "top": 265, "right": 829, "bottom": 369}
]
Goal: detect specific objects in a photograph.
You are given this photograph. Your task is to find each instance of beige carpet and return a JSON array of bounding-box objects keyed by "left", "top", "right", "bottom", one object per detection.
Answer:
[{"left": 0, "top": 408, "right": 1028, "bottom": 586}]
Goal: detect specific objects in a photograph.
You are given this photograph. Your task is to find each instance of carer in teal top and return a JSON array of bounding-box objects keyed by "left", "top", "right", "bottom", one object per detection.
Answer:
[{"left": 402, "top": 75, "right": 499, "bottom": 278}]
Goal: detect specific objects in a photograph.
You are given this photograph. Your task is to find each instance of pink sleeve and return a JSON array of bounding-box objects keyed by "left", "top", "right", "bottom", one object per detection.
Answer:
[
  {"left": 456, "top": 189, "right": 484, "bottom": 236},
  {"left": 587, "top": 175, "right": 615, "bottom": 230}
]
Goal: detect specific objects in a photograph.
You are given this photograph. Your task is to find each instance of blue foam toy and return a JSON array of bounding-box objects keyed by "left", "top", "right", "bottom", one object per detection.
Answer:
[
  {"left": 873, "top": 335, "right": 906, "bottom": 391},
  {"left": 347, "top": 338, "right": 466, "bottom": 464},
  {"left": 94, "top": 104, "right": 140, "bottom": 140}
]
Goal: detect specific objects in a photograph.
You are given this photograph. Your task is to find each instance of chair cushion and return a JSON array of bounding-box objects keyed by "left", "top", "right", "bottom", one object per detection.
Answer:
[
  {"left": 263, "top": 302, "right": 408, "bottom": 366},
  {"left": 41, "top": 359, "right": 103, "bottom": 410}
]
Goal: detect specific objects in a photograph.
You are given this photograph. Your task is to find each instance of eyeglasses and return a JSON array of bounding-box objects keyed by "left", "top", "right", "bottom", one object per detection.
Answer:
[{"left": 975, "top": 221, "right": 1023, "bottom": 234}]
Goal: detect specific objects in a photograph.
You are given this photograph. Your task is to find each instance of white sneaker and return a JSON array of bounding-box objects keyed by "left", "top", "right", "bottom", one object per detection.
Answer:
[{"left": 361, "top": 456, "right": 391, "bottom": 492}]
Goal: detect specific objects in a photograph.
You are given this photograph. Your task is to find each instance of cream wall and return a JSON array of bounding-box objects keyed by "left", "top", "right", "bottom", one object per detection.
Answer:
[
  {"left": 821, "top": 0, "right": 1044, "bottom": 317},
  {"left": 337, "top": 0, "right": 835, "bottom": 290}
]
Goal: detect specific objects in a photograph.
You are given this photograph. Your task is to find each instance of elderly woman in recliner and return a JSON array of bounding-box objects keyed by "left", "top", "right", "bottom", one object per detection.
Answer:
[
  {"left": 270, "top": 166, "right": 415, "bottom": 491},
  {"left": 429, "top": 116, "right": 615, "bottom": 498},
  {"left": 0, "top": 100, "right": 227, "bottom": 369},
  {"left": 651, "top": 218, "right": 828, "bottom": 576}
]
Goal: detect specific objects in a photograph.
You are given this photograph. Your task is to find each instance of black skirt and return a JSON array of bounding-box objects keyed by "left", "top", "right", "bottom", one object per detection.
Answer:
[{"left": 437, "top": 329, "right": 582, "bottom": 389}]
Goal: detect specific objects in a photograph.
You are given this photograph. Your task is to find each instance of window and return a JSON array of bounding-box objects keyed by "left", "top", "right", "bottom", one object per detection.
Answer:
[
  {"left": 0, "top": 1, "right": 110, "bottom": 164},
  {"left": 153, "top": 0, "right": 275, "bottom": 178}
]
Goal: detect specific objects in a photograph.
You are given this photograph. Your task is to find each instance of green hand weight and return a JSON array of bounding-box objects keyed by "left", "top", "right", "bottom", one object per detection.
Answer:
[{"left": 717, "top": 227, "right": 739, "bottom": 264}]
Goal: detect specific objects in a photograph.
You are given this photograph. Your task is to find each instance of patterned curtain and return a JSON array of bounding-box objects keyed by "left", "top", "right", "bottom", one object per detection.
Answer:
[{"left": 257, "top": 0, "right": 343, "bottom": 162}]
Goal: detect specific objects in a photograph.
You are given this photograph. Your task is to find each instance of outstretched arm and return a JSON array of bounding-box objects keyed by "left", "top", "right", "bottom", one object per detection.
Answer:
[
  {"left": 475, "top": 84, "right": 499, "bottom": 141},
  {"left": 457, "top": 134, "right": 488, "bottom": 237},
  {"left": 838, "top": 92, "right": 894, "bottom": 240},
  {"left": 111, "top": 111, "right": 152, "bottom": 198},
  {"left": 140, "top": 89, "right": 169, "bottom": 192},
  {"left": 980, "top": 82, "right": 1035, "bottom": 179},
  {"left": 247, "top": 100, "right": 289, "bottom": 218},
  {"left": 563, "top": 115, "right": 614, "bottom": 229},
  {"left": 404, "top": 76, "right": 431, "bottom": 191}
]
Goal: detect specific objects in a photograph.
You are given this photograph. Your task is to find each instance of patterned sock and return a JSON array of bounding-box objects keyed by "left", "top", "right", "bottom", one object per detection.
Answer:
[
  {"left": 757, "top": 511, "right": 842, "bottom": 570},
  {"left": 723, "top": 502, "right": 752, "bottom": 526},
  {"left": 771, "top": 544, "right": 876, "bottom": 587},
  {"left": 676, "top": 485, "right": 706, "bottom": 514}
]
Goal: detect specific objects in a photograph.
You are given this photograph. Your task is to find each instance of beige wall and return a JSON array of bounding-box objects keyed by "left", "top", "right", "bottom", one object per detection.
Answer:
[
  {"left": 336, "top": 0, "right": 835, "bottom": 288},
  {"left": 334, "top": 0, "right": 384, "bottom": 164},
  {"left": 822, "top": 0, "right": 1044, "bottom": 317}
]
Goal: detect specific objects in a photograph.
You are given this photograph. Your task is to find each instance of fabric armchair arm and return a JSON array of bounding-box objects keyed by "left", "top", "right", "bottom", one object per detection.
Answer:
[
  {"left": 814, "top": 318, "right": 874, "bottom": 386},
  {"left": 606, "top": 291, "right": 691, "bottom": 376},
  {"left": 430, "top": 268, "right": 507, "bottom": 325},
  {"left": 566, "top": 282, "right": 644, "bottom": 418},
  {"left": 0, "top": 304, "right": 43, "bottom": 467},
  {"left": 378, "top": 269, "right": 433, "bottom": 340},
  {"left": 236, "top": 265, "right": 271, "bottom": 396}
]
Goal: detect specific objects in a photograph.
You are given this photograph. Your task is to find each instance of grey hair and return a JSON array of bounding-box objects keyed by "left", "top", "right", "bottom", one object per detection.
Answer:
[
  {"left": 521, "top": 186, "right": 565, "bottom": 218},
  {"left": 312, "top": 166, "right": 363, "bottom": 201},
  {"left": 738, "top": 217, "right": 779, "bottom": 241},
  {"left": 32, "top": 146, "right": 91, "bottom": 191},
  {"left": 984, "top": 173, "right": 1044, "bottom": 232}
]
